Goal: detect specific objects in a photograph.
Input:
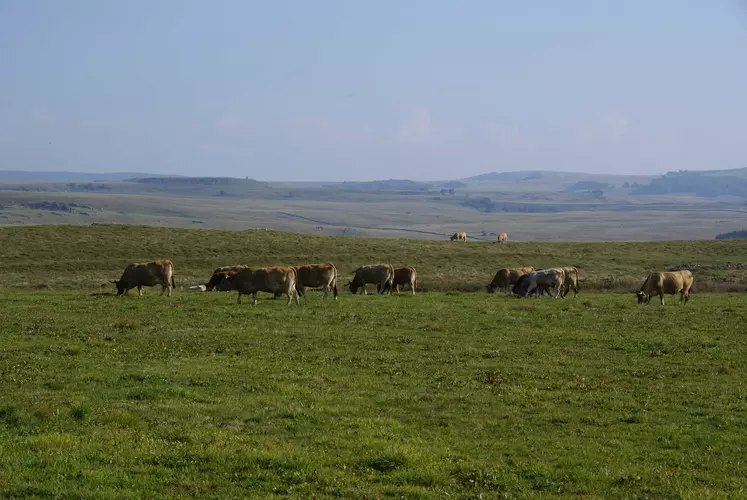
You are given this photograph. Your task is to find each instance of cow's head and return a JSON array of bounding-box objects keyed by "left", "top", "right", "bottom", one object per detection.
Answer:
[
  {"left": 486, "top": 283, "right": 497, "bottom": 294},
  {"left": 111, "top": 279, "right": 127, "bottom": 296},
  {"left": 635, "top": 291, "right": 649, "bottom": 304},
  {"left": 347, "top": 280, "right": 359, "bottom": 294}
]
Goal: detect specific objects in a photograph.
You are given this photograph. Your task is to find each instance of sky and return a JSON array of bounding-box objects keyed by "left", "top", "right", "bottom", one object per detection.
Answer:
[{"left": 1, "top": 1, "right": 746, "bottom": 182}]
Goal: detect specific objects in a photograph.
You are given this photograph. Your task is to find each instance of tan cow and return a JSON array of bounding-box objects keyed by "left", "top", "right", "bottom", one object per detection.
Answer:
[
  {"left": 390, "top": 266, "right": 417, "bottom": 294},
  {"left": 226, "top": 266, "right": 299, "bottom": 305},
  {"left": 294, "top": 263, "right": 338, "bottom": 300},
  {"left": 497, "top": 232, "right": 508, "bottom": 243},
  {"left": 636, "top": 270, "right": 693, "bottom": 305},
  {"left": 113, "top": 260, "right": 175, "bottom": 297},
  {"left": 513, "top": 268, "right": 565, "bottom": 298},
  {"left": 450, "top": 231, "right": 467, "bottom": 241},
  {"left": 487, "top": 266, "right": 535, "bottom": 294},
  {"left": 348, "top": 264, "right": 395, "bottom": 295},
  {"left": 560, "top": 266, "right": 580, "bottom": 297}
]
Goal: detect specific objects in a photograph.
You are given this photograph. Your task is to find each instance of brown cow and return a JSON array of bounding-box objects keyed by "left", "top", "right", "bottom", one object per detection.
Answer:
[
  {"left": 226, "top": 266, "right": 299, "bottom": 305},
  {"left": 389, "top": 266, "right": 417, "bottom": 294},
  {"left": 487, "top": 266, "right": 534, "bottom": 294},
  {"left": 294, "top": 263, "right": 338, "bottom": 300},
  {"left": 205, "top": 265, "right": 253, "bottom": 291},
  {"left": 450, "top": 231, "right": 467, "bottom": 241},
  {"left": 560, "top": 266, "right": 579, "bottom": 297},
  {"left": 113, "top": 260, "right": 175, "bottom": 297},
  {"left": 636, "top": 270, "right": 693, "bottom": 305},
  {"left": 348, "top": 264, "right": 395, "bottom": 295},
  {"left": 497, "top": 232, "right": 508, "bottom": 243}
]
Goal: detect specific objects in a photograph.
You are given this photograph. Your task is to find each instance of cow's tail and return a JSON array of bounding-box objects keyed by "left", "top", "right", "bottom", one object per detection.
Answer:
[
  {"left": 169, "top": 261, "right": 176, "bottom": 289},
  {"left": 331, "top": 263, "right": 338, "bottom": 299}
]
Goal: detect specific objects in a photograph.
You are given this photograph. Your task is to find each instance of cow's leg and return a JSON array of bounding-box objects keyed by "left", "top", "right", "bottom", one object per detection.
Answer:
[
  {"left": 137, "top": 285, "right": 143, "bottom": 297},
  {"left": 294, "top": 288, "right": 300, "bottom": 305},
  {"left": 659, "top": 290, "right": 665, "bottom": 305},
  {"left": 237, "top": 292, "right": 242, "bottom": 304},
  {"left": 322, "top": 285, "right": 328, "bottom": 300},
  {"left": 286, "top": 289, "right": 292, "bottom": 306},
  {"left": 411, "top": 281, "right": 416, "bottom": 295},
  {"left": 252, "top": 292, "right": 258, "bottom": 305}
]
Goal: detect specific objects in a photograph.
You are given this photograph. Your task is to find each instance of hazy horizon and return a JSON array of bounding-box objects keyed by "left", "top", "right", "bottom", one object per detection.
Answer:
[{"left": 1, "top": 1, "right": 746, "bottom": 182}]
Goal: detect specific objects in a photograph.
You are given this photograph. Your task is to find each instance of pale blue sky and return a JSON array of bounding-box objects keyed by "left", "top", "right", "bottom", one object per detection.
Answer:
[{"left": 1, "top": 1, "right": 746, "bottom": 181}]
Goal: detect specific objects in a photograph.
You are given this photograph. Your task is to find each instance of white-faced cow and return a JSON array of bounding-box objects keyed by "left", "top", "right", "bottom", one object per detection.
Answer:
[
  {"left": 487, "top": 266, "right": 535, "bottom": 294},
  {"left": 513, "top": 268, "right": 565, "bottom": 298},
  {"left": 636, "top": 270, "right": 694, "bottom": 305},
  {"left": 450, "top": 231, "right": 467, "bottom": 242},
  {"left": 226, "top": 266, "right": 299, "bottom": 305},
  {"left": 113, "top": 260, "right": 175, "bottom": 297},
  {"left": 348, "top": 264, "right": 395, "bottom": 295}
]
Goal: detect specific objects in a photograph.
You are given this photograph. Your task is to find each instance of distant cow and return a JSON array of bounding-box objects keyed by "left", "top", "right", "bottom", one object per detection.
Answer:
[
  {"left": 294, "top": 263, "right": 338, "bottom": 300},
  {"left": 450, "top": 231, "right": 467, "bottom": 241},
  {"left": 113, "top": 260, "right": 175, "bottom": 297},
  {"left": 349, "top": 264, "right": 395, "bottom": 295},
  {"left": 205, "top": 265, "right": 252, "bottom": 291},
  {"left": 513, "top": 268, "right": 565, "bottom": 298},
  {"left": 636, "top": 270, "right": 693, "bottom": 305},
  {"left": 487, "top": 266, "right": 534, "bottom": 294},
  {"left": 497, "top": 232, "right": 508, "bottom": 243},
  {"left": 226, "top": 266, "right": 299, "bottom": 305},
  {"left": 560, "top": 266, "right": 580, "bottom": 297},
  {"left": 386, "top": 266, "right": 417, "bottom": 294}
]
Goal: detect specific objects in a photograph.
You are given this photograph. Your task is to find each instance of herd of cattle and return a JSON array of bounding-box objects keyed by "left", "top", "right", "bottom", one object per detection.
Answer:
[{"left": 112, "top": 259, "right": 695, "bottom": 305}]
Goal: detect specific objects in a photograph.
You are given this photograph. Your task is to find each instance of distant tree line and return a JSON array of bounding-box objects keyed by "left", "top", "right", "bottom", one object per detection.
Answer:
[
  {"left": 632, "top": 171, "right": 747, "bottom": 198},
  {"left": 715, "top": 229, "right": 747, "bottom": 240}
]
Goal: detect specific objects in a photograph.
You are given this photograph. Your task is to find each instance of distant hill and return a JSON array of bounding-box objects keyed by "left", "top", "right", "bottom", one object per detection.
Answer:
[
  {"left": 325, "top": 179, "right": 433, "bottom": 191},
  {"left": 465, "top": 171, "right": 544, "bottom": 182},
  {"left": 632, "top": 168, "right": 747, "bottom": 198},
  {"left": 0, "top": 170, "right": 174, "bottom": 182}
]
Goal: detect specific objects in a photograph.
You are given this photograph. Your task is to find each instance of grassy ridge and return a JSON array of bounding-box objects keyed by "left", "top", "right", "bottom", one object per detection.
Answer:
[
  {"left": 1, "top": 290, "right": 745, "bottom": 498},
  {"left": 1, "top": 224, "right": 747, "bottom": 292}
]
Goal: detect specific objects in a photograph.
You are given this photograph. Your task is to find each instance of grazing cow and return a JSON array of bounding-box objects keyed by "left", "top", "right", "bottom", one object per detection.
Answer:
[
  {"left": 497, "top": 232, "right": 508, "bottom": 243},
  {"left": 204, "top": 265, "right": 253, "bottom": 291},
  {"left": 450, "top": 231, "right": 467, "bottom": 241},
  {"left": 387, "top": 266, "right": 417, "bottom": 294},
  {"left": 294, "top": 263, "right": 338, "bottom": 300},
  {"left": 636, "top": 270, "right": 694, "bottom": 305},
  {"left": 113, "top": 260, "right": 175, "bottom": 297},
  {"left": 513, "top": 268, "right": 565, "bottom": 298},
  {"left": 487, "top": 266, "right": 535, "bottom": 294},
  {"left": 348, "top": 264, "right": 395, "bottom": 295},
  {"left": 560, "top": 266, "right": 580, "bottom": 297},
  {"left": 226, "top": 266, "right": 299, "bottom": 305}
]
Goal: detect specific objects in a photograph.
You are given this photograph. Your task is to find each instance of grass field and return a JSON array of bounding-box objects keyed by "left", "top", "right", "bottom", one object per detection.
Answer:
[
  {"left": 1, "top": 290, "right": 745, "bottom": 498},
  {"left": 1, "top": 224, "right": 747, "bottom": 293}
]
